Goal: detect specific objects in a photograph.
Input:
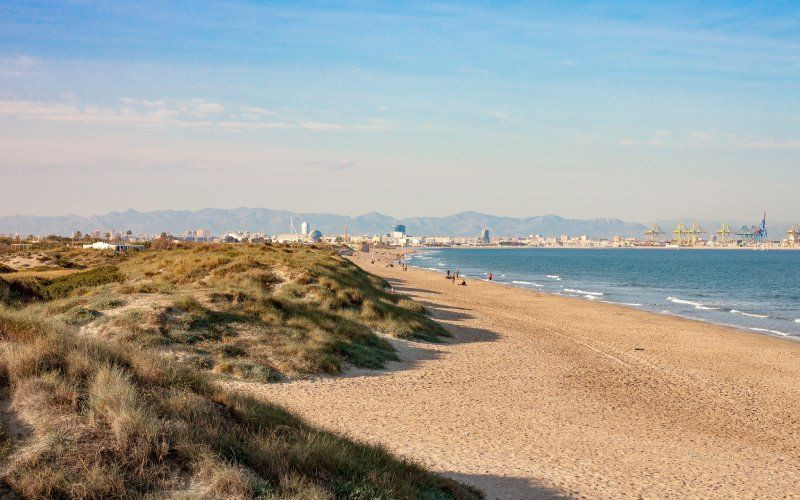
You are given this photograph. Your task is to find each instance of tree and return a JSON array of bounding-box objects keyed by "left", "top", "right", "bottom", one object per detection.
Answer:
[{"left": 73, "top": 231, "right": 83, "bottom": 240}]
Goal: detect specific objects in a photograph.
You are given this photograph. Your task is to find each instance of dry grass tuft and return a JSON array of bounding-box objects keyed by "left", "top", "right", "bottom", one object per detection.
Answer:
[{"left": 0, "top": 307, "right": 481, "bottom": 499}]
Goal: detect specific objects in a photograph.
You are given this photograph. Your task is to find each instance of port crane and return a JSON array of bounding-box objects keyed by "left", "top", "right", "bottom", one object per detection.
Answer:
[
  {"left": 736, "top": 212, "right": 767, "bottom": 243},
  {"left": 645, "top": 224, "right": 664, "bottom": 243}
]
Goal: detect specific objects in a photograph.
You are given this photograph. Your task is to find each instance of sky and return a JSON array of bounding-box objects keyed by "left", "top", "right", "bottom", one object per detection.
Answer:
[{"left": 1, "top": 0, "right": 798, "bottom": 222}]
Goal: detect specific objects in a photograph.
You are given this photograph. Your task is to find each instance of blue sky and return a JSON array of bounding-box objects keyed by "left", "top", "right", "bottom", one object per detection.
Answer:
[{"left": 1, "top": 1, "right": 798, "bottom": 221}]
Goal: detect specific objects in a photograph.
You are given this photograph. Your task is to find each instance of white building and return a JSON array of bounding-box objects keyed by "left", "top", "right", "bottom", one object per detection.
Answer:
[
  {"left": 83, "top": 242, "right": 143, "bottom": 251},
  {"left": 301, "top": 221, "right": 309, "bottom": 236}
]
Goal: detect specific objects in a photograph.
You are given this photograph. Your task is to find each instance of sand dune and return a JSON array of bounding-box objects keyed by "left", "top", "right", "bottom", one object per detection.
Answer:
[{"left": 233, "top": 251, "right": 800, "bottom": 498}]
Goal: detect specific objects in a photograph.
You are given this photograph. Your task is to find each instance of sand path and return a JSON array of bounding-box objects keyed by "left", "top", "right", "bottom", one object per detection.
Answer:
[{"left": 232, "top": 252, "right": 800, "bottom": 498}]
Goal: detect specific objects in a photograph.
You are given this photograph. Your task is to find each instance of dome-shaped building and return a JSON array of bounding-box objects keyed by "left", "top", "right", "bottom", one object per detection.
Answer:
[{"left": 307, "top": 229, "right": 323, "bottom": 242}]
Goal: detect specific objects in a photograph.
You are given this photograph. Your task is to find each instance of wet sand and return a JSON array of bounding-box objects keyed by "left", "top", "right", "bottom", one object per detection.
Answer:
[{"left": 233, "top": 250, "right": 800, "bottom": 498}]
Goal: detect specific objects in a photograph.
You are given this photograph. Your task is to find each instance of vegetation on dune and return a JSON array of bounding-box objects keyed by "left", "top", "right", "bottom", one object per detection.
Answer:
[
  {"left": 0, "top": 265, "right": 124, "bottom": 304},
  {"left": 3, "top": 244, "right": 448, "bottom": 379},
  {"left": 0, "top": 308, "right": 480, "bottom": 499}
]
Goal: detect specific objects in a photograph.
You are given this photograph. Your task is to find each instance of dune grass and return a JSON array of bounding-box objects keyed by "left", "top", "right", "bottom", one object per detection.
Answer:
[
  {"left": 0, "top": 307, "right": 480, "bottom": 499},
  {"left": 0, "top": 244, "right": 481, "bottom": 497},
  {"left": 0, "top": 244, "right": 448, "bottom": 380}
]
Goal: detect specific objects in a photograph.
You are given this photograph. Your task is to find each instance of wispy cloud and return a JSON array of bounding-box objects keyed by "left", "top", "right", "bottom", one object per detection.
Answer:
[
  {"left": 0, "top": 158, "right": 220, "bottom": 176},
  {"left": 618, "top": 130, "right": 800, "bottom": 151},
  {"left": 0, "top": 97, "right": 391, "bottom": 133},
  {"left": 487, "top": 110, "right": 510, "bottom": 121},
  {"left": 296, "top": 160, "right": 355, "bottom": 171},
  {"left": 0, "top": 55, "right": 38, "bottom": 78}
]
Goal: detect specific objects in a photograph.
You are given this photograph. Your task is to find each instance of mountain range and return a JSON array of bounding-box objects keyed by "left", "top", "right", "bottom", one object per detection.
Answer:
[{"left": 0, "top": 208, "right": 794, "bottom": 240}]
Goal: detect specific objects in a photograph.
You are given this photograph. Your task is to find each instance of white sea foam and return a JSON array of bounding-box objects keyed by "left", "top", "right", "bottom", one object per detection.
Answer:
[
  {"left": 600, "top": 300, "right": 644, "bottom": 307},
  {"left": 730, "top": 309, "right": 769, "bottom": 319},
  {"left": 666, "top": 297, "right": 717, "bottom": 310},
  {"left": 795, "top": 319, "right": 800, "bottom": 324},
  {"left": 546, "top": 275, "right": 562, "bottom": 280},
  {"left": 437, "top": 262, "right": 445, "bottom": 266},
  {"left": 583, "top": 294, "right": 598, "bottom": 300},
  {"left": 749, "top": 327, "right": 789, "bottom": 336},
  {"left": 512, "top": 280, "right": 543, "bottom": 287},
  {"left": 565, "top": 288, "right": 604, "bottom": 296}
]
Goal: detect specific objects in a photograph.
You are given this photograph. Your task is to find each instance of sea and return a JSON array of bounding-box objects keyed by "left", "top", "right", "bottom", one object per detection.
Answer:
[{"left": 406, "top": 247, "right": 800, "bottom": 339}]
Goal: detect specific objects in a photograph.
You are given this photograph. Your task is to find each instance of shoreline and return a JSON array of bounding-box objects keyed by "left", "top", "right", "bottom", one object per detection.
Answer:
[
  {"left": 239, "top": 249, "right": 800, "bottom": 498},
  {"left": 404, "top": 247, "right": 800, "bottom": 341},
  {"left": 412, "top": 244, "right": 800, "bottom": 251}
]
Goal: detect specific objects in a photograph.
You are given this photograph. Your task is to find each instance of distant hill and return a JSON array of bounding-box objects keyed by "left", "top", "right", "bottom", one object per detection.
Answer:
[{"left": 0, "top": 207, "right": 793, "bottom": 239}]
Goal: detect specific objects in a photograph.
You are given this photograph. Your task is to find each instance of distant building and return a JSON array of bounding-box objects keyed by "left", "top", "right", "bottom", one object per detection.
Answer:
[
  {"left": 83, "top": 242, "right": 143, "bottom": 251},
  {"left": 91, "top": 229, "right": 103, "bottom": 239},
  {"left": 301, "top": 221, "right": 309, "bottom": 236},
  {"left": 221, "top": 232, "right": 244, "bottom": 243},
  {"left": 274, "top": 233, "right": 303, "bottom": 243},
  {"left": 196, "top": 228, "right": 212, "bottom": 240},
  {"left": 307, "top": 229, "right": 323, "bottom": 242},
  {"left": 479, "top": 227, "right": 490, "bottom": 244},
  {"left": 392, "top": 224, "right": 406, "bottom": 238}
]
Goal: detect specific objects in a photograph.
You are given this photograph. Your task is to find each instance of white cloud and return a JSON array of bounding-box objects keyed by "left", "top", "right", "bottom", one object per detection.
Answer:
[
  {"left": 0, "top": 98, "right": 390, "bottom": 133},
  {"left": 487, "top": 110, "right": 510, "bottom": 120},
  {"left": 733, "top": 137, "right": 800, "bottom": 151},
  {"left": 0, "top": 55, "right": 38, "bottom": 78}
]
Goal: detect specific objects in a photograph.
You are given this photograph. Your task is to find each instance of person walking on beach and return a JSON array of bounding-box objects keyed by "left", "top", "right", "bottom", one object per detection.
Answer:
[
  {"left": 488, "top": 272, "right": 493, "bottom": 281},
  {"left": 455, "top": 269, "right": 460, "bottom": 279},
  {"left": 446, "top": 270, "right": 451, "bottom": 279}
]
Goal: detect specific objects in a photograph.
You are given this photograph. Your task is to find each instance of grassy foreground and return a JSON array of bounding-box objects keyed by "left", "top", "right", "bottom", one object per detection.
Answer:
[
  {"left": 1, "top": 244, "right": 449, "bottom": 380},
  {"left": 0, "top": 243, "right": 479, "bottom": 499}
]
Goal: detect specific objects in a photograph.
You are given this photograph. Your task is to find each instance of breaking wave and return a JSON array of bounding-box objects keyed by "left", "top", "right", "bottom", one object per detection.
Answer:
[
  {"left": 730, "top": 309, "right": 769, "bottom": 319},
  {"left": 512, "top": 280, "right": 543, "bottom": 287},
  {"left": 666, "top": 297, "right": 717, "bottom": 310},
  {"left": 749, "top": 327, "right": 789, "bottom": 337},
  {"left": 565, "top": 288, "right": 603, "bottom": 296}
]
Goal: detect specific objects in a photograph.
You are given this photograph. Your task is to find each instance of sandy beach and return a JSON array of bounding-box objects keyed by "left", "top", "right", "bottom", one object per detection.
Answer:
[{"left": 234, "top": 250, "right": 800, "bottom": 498}]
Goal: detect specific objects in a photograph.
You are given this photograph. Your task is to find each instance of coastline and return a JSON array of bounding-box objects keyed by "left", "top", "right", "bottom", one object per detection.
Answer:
[
  {"left": 237, "top": 249, "right": 800, "bottom": 498},
  {"left": 406, "top": 246, "right": 800, "bottom": 341}
]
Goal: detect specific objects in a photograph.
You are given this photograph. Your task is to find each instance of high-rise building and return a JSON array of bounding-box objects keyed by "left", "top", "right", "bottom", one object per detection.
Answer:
[
  {"left": 196, "top": 228, "right": 212, "bottom": 240},
  {"left": 301, "top": 221, "right": 309, "bottom": 236},
  {"left": 392, "top": 224, "right": 406, "bottom": 238},
  {"left": 479, "top": 227, "right": 490, "bottom": 244}
]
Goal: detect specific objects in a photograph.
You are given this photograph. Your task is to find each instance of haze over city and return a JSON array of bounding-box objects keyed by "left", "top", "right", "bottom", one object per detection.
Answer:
[{"left": 2, "top": 1, "right": 798, "bottom": 220}]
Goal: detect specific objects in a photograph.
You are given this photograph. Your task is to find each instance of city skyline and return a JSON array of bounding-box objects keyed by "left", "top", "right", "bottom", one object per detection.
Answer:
[
  {"left": 1, "top": 1, "right": 799, "bottom": 220},
  {"left": 0, "top": 205, "right": 796, "bottom": 241}
]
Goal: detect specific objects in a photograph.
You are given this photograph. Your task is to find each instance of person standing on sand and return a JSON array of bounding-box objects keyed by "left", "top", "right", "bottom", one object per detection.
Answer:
[
  {"left": 446, "top": 270, "right": 451, "bottom": 278},
  {"left": 455, "top": 269, "right": 460, "bottom": 279},
  {"left": 488, "top": 272, "right": 493, "bottom": 281}
]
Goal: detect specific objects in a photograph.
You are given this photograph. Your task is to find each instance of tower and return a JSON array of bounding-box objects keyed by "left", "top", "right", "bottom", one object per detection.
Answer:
[
  {"left": 301, "top": 221, "right": 309, "bottom": 236},
  {"left": 479, "top": 226, "right": 490, "bottom": 244}
]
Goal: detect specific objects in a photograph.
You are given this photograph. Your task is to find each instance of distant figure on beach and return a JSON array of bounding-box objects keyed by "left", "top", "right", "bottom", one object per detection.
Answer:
[
  {"left": 488, "top": 272, "right": 493, "bottom": 281},
  {"left": 446, "top": 270, "right": 451, "bottom": 278},
  {"left": 459, "top": 279, "right": 467, "bottom": 286},
  {"left": 455, "top": 269, "right": 460, "bottom": 278}
]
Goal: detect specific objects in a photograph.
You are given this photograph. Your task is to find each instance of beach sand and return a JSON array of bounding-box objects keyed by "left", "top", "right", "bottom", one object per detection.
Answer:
[{"left": 232, "top": 250, "right": 800, "bottom": 498}]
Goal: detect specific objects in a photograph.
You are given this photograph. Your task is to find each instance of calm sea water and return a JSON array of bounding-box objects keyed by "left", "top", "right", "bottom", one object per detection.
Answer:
[{"left": 406, "top": 248, "right": 800, "bottom": 339}]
